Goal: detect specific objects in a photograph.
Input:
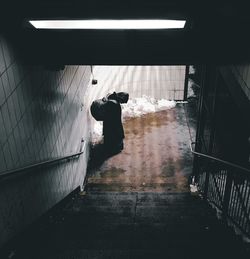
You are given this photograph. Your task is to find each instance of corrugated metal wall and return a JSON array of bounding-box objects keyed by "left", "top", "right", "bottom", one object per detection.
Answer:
[{"left": 85, "top": 66, "right": 186, "bottom": 106}]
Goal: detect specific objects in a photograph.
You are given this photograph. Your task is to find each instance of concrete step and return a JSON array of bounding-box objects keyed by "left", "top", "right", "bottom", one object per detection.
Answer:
[{"left": 1, "top": 191, "right": 248, "bottom": 259}]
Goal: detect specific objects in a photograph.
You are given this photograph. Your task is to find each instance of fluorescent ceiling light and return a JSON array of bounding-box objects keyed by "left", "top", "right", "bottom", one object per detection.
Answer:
[{"left": 29, "top": 20, "right": 186, "bottom": 29}]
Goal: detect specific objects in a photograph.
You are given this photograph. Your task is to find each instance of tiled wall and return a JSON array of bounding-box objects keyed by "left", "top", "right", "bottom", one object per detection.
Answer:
[
  {"left": 85, "top": 66, "right": 186, "bottom": 107},
  {"left": 230, "top": 65, "right": 250, "bottom": 100},
  {"left": 0, "top": 35, "right": 91, "bottom": 247}
]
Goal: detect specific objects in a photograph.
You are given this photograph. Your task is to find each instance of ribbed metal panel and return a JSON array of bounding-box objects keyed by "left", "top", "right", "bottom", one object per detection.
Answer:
[{"left": 85, "top": 66, "right": 186, "bottom": 106}]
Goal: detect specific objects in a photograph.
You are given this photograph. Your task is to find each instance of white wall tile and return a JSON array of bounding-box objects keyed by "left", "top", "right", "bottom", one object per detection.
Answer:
[
  {"left": 0, "top": 78, "right": 6, "bottom": 106},
  {"left": 7, "top": 67, "right": 16, "bottom": 93},
  {"left": 7, "top": 96, "right": 17, "bottom": 129},
  {"left": 0, "top": 40, "right": 6, "bottom": 75},
  {"left": 11, "top": 91, "right": 21, "bottom": 122},
  {"left": 8, "top": 133, "right": 19, "bottom": 166},
  {"left": 11, "top": 62, "right": 21, "bottom": 86},
  {"left": 1, "top": 102, "right": 12, "bottom": 138},
  {"left": 0, "top": 147, "right": 7, "bottom": 172},
  {"left": 0, "top": 35, "right": 93, "bottom": 248},
  {"left": 1, "top": 71, "right": 11, "bottom": 98},
  {"left": 1, "top": 38, "right": 13, "bottom": 68},
  {"left": 0, "top": 111, "right": 7, "bottom": 145},
  {"left": 2, "top": 141, "right": 13, "bottom": 169}
]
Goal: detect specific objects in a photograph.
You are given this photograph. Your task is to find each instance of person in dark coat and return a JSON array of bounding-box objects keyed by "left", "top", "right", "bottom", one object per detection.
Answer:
[
  {"left": 90, "top": 91, "right": 129, "bottom": 155},
  {"left": 103, "top": 98, "right": 124, "bottom": 153}
]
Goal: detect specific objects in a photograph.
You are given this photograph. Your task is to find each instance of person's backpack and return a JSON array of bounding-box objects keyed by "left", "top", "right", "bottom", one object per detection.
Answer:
[
  {"left": 90, "top": 98, "right": 107, "bottom": 121},
  {"left": 90, "top": 92, "right": 129, "bottom": 121}
]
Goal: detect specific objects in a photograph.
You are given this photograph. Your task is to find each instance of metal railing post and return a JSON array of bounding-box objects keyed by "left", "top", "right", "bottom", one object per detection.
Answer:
[
  {"left": 183, "top": 65, "right": 189, "bottom": 101},
  {"left": 222, "top": 170, "right": 233, "bottom": 220},
  {"left": 190, "top": 142, "right": 250, "bottom": 236},
  {"left": 203, "top": 170, "right": 210, "bottom": 200}
]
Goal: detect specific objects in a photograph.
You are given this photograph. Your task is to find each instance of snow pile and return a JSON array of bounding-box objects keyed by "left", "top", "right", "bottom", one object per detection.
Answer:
[
  {"left": 189, "top": 65, "right": 195, "bottom": 74},
  {"left": 121, "top": 96, "right": 176, "bottom": 119},
  {"left": 91, "top": 96, "right": 176, "bottom": 143},
  {"left": 91, "top": 121, "right": 103, "bottom": 144},
  {"left": 190, "top": 184, "right": 198, "bottom": 194}
]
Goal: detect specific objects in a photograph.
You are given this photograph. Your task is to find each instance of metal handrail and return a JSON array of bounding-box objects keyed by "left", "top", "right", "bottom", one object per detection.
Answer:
[
  {"left": 190, "top": 141, "right": 250, "bottom": 174},
  {"left": 183, "top": 102, "right": 249, "bottom": 174},
  {"left": 0, "top": 141, "right": 86, "bottom": 180}
]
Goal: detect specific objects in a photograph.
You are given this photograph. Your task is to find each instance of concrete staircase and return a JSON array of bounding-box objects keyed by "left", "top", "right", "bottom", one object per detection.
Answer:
[
  {"left": 1, "top": 106, "right": 248, "bottom": 258},
  {"left": 4, "top": 190, "right": 248, "bottom": 259}
]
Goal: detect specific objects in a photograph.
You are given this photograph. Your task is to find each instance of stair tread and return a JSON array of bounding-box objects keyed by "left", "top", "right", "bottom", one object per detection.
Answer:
[{"left": 2, "top": 191, "right": 248, "bottom": 259}]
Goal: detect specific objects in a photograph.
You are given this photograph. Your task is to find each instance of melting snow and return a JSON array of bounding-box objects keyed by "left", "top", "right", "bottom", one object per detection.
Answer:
[
  {"left": 190, "top": 184, "right": 198, "bottom": 194},
  {"left": 91, "top": 121, "right": 103, "bottom": 144},
  {"left": 121, "top": 96, "right": 176, "bottom": 119}
]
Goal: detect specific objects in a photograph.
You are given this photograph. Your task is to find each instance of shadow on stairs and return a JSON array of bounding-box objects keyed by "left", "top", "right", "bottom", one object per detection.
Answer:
[{"left": 1, "top": 190, "right": 249, "bottom": 259}]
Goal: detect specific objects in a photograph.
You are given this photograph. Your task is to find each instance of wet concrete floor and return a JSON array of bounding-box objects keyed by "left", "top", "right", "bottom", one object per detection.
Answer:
[{"left": 87, "top": 103, "right": 194, "bottom": 192}]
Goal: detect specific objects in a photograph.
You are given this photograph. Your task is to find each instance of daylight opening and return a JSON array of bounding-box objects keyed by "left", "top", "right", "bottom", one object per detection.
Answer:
[{"left": 85, "top": 66, "right": 187, "bottom": 143}]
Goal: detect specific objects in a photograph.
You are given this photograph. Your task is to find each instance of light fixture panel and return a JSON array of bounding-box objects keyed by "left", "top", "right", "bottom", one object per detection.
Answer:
[{"left": 29, "top": 20, "right": 186, "bottom": 29}]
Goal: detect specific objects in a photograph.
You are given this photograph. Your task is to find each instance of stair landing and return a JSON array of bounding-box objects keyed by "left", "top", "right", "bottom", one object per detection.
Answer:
[{"left": 87, "top": 104, "right": 193, "bottom": 192}]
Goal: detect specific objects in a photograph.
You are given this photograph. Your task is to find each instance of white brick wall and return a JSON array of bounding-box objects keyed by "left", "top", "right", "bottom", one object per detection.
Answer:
[{"left": 0, "top": 35, "right": 91, "bottom": 247}]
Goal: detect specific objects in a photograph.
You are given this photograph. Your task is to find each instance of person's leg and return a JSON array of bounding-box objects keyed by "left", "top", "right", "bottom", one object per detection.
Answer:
[{"left": 104, "top": 136, "right": 123, "bottom": 155}]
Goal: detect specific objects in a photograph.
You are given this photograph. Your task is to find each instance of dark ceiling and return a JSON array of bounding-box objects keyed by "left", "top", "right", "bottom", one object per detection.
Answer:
[{"left": 1, "top": 0, "right": 250, "bottom": 65}]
